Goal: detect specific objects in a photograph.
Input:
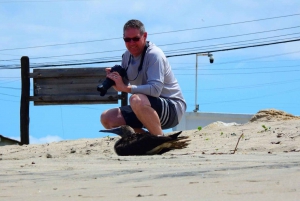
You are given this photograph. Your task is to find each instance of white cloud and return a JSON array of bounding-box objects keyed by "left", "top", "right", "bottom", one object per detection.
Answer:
[{"left": 30, "top": 135, "right": 63, "bottom": 144}]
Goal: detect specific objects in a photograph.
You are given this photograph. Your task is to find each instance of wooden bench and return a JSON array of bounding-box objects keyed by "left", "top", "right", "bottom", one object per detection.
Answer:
[{"left": 20, "top": 56, "right": 127, "bottom": 145}]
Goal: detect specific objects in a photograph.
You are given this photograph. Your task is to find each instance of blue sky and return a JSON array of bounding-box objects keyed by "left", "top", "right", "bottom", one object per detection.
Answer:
[{"left": 1, "top": 0, "right": 300, "bottom": 144}]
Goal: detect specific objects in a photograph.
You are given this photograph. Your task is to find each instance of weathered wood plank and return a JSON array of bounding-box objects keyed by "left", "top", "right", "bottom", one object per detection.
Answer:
[
  {"left": 33, "top": 76, "right": 106, "bottom": 85},
  {"left": 33, "top": 101, "right": 116, "bottom": 105},
  {"left": 30, "top": 94, "right": 118, "bottom": 105},
  {"left": 33, "top": 76, "right": 109, "bottom": 96},
  {"left": 30, "top": 94, "right": 118, "bottom": 101},
  {"left": 34, "top": 83, "right": 114, "bottom": 95},
  {"left": 30, "top": 67, "right": 107, "bottom": 78}
]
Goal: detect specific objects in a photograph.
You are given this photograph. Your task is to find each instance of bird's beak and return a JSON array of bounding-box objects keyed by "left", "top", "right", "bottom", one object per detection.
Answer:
[{"left": 99, "top": 127, "right": 124, "bottom": 137}]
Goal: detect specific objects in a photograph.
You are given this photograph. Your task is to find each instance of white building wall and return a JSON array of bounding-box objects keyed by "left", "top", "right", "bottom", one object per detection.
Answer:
[{"left": 173, "top": 112, "right": 253, "bottom": 131}]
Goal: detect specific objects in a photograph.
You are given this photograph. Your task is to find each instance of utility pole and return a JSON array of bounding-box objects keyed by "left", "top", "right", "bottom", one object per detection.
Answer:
[{"left": 194, "top": 53, "right": 214, "bottom": 112}]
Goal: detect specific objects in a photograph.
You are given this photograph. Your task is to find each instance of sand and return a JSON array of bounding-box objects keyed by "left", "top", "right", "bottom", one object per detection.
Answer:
[{"left": 1, "top": 109, "right": 300, "bottom": 201}]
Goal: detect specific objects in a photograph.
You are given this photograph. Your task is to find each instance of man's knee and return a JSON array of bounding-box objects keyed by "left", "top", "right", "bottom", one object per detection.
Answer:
[
  {"left": 100, "top": 110, "right": 111, "bottom": 129},
  {"left": 129, "top": 94, "right": 142, "bottom": 106},
  {"left": 100, "top": 108, "right": 126, "bottom": 129},
  {"left": 129, "top": 94, "right": 149, "bottom": 109}
]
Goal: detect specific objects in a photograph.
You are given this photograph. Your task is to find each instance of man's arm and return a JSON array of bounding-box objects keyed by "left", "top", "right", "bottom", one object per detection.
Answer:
[{"left": 130, "top": 52, "right": 165, "bottom": 97}]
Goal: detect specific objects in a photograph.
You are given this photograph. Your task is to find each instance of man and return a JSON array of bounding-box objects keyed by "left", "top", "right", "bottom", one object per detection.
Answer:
[{"left": 101, "top": 19, "right": 186, "bottom": 136}]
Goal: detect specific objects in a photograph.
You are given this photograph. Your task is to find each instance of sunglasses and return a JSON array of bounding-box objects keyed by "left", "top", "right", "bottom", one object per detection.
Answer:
[{"left": 123, "top": 37, "right": 141, "bottom": 42}]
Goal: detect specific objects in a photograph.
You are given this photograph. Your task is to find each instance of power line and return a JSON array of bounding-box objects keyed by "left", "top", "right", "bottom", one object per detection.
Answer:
[
  {"left": 171, "top": 58, "right": 300, "bottom": 66},
  {"left": 150, "top": 13, "right": 300, "bottom": 35},
  {"left": 179, "top": 69, "right": 300, "bottom": 76},
  {"left": 207, "top": 50, "right": 300, "bottom": 66},
  {"left": 164, "top": 35, "right": 300, "bottom": 54},
  {"left": 172, "top": 64, "right": 300, "bottom": 71},
  {"left": 0, "top": 92, "right": 19, "bottom": 97},
  {"left": 3, "top": 26, "right": 299, "bottom": 62},
  {"left": 1, "top": 13, "right": 299, "bottom": 52},
  {"left": 30, "top": 35, "right": 300, "bottom": 66},
  {"left": 0, "top": 77, "right": 20, "bottom": 78},
  {"left": 0, "top": 48, "right": 125, "bottom": 62},
  {"left": 0, "top": 98, "right": 19, "bottom": 102},
  {"left": 0, "top": 79, "right": 20, "bottom": 83},
  {"left": 160, "top": 26, "right": 300, "bottom": 47},
  {"left": 1, "top": 37, "right": 300, "bottom": 69},
  {"left": 0, "top": 86, "right": 20, "bottom": 90},
  {"left": 167, "top": 38, "right": 300, "bottom": 58}
]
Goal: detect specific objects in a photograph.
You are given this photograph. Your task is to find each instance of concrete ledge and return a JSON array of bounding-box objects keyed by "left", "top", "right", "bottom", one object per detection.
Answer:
[{"left": 173, "top": 112, "right": 253, "bottom": 131}]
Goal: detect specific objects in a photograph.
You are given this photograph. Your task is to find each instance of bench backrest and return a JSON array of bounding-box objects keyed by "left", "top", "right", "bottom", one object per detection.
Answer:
[
  {"left": 20, "top": 56, "right": 127, "bottom": 145},
  {"left": 30, "top": 67, "right": 118, "bottom": 105}
]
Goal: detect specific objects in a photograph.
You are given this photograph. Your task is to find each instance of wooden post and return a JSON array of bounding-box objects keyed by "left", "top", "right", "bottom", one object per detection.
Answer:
[{"left": 20, "top": 56, "right": 30, "bottom": 144}]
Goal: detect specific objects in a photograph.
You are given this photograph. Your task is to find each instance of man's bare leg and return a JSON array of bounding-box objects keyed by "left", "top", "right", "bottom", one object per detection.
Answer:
[
  {"left": 100, "top": 108, "right": 146, "bottom": 133},
  {"left": 130, "top": 94, "right": 163, "bottom": 136}
]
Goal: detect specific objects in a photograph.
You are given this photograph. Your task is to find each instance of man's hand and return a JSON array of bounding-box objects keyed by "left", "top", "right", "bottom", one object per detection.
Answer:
[{"left": 106, "top": 70, "right": 131, "bottom": 93}]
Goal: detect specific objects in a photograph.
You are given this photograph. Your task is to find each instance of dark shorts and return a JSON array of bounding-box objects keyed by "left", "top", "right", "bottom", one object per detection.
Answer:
[{"left": 119, "top": 95, "right": 179, "bottom": 130}]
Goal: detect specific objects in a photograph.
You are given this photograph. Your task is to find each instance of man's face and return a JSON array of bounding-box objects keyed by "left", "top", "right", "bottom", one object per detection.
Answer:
[{"left": 123, "top": 27, "right": 147, "bottom": 57}]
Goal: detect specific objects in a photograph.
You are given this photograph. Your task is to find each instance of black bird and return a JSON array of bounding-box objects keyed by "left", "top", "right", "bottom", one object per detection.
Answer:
[{"left": 100, "top": 125, "right": 189, "bottom": 156}]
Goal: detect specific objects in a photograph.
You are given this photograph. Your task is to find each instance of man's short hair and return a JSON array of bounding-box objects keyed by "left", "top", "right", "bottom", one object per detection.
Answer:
[{"left": 123, "top": 19, "right": 145, "bottom": 35}]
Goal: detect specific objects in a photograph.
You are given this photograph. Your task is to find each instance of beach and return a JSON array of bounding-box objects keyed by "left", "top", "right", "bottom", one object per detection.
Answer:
[{"left": 1, "top": 109, "right": 300, "bottom": 201}]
